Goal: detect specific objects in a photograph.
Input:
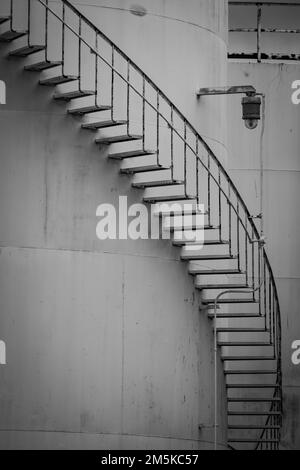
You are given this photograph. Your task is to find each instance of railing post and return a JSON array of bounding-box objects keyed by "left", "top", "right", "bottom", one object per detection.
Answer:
[
  {"left": 62, "top": 1, "right": 65, "bottom": 73},
  {"left": 45, "top": 0, "right": 49, "bottom": 61},
  {"left": 111, "top": 46, "right": 115, "bottom": 121},
  {"left": 156, "top": 93, "right": 160, "bottom": 166},
  {"left": 170, "top": 105, "right": 174, "bottom": 179},
  {"left": 78, "top": 17, "right": 82, "bottom": 90},
  {"left": 142, "top": 76, "right": 146, "bottom": 152}
]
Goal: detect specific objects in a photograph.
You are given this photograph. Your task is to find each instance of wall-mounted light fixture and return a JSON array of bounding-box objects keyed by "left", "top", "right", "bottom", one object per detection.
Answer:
[{"left": 196, "top": 85, "right": 262, "bottom": 130}]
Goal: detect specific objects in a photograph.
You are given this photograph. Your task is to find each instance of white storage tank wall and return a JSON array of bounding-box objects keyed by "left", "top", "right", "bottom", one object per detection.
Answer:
[{"left": 0, "top": 0, "right": 229, "bottom": 449}]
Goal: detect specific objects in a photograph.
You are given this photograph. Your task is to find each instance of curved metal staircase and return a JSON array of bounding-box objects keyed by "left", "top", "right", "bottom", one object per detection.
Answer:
[{"left": 0, "top": 0, "right": 283, "bottom": 450}]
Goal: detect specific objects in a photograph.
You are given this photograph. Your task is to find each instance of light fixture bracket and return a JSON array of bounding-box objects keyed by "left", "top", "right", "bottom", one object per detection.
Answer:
[{"left": 196, "top": 85, "right": 256, "bottom": 98}]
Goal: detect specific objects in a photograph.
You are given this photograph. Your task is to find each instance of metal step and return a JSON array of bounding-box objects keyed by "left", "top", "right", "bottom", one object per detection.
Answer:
[
  {"left": 173, "top": 238, "right": 226, "bottom": 247},
  {"left": 144, "top": 196, "right": 195, "bottom": 203},
  {"left": 204, "top": 298, "right": 257, "bottom": 306},
  {"left": 25, "top": 60, "right": 62, "bottom": 71},
  {"left": 39, "top": 75, "right": 78, "bottom": 86},
  {"left": 167, "top": 227, "right": 209, "bottom": 239},
  {"left": 183, "top": 252, "right": 232, "bottom": 262},
  {"left": 197, "top": 283, "right": 249, "bottom": 290},
  {"left": 0, "top": 29, "right": 27, "bottom": 42},
  {"left": 228, "top": 397, "right": 281, "bottom": 403},
  {"left": 0, "top": 16, "right": 10, "bottom": 25},
  {"left": 227, "top": 384, "right": 279, "bottom": 389},
  {"left": 108, "top": 149, "right": 156, "bottom": 160},
  {"left": 172, "top": 231, "right": 218, "bottom": 244},
  {"left": 228, "top": 425, "right": 280, "bottom": 430},
  {"left": 228, "top": 411, "right": 281, "bottom": 416},
  {"left": 208, "top": 312, "right": 261, "bottom": 319},
  {"left": 96, "top": 134, "right": 142, "bottom": 144},
  {"left": 222, "top": 356, "right": 275, "bottom": 361},
  {"left": 121, "top": 164, "right": 167, "bottom": 173},
  {"left": 172, "top": 225, "right": 217, "bottom": 236},
  {"left": 132, "top": 170, "right": 184, "bottom": 188},
  {"left": 139, "top": 180, "right": 185, "bottom": 188},
  {"left": 224, "top": 370, "right": 277, "bottom": 375},
  {"left": 82, "top": 119, "right": 126, "bottom": 129},
  {"left": 153, "top": 202, "right": 205, "bottom": 217},
  {"left": 143, "top": 186, "right": 194, "bottom": 203},
  {"left": 68, "top": 104, "right": 111, "bottom": 115},
  {"left": 189, "top": 268, "right": 243, "bottom": 275},
  {"left": 218, "top": 328, "right": 268, "bottom": 333},
  {"left": 9, "top": 44, "right": 45, "bottom": 56},
  {"left": 54, "top": 89, "right": 95, "bottom": 101},
  {"left": 120, "top": 157, "right": 167, "bottom": 174},
  {"left": 218, "top": 341, "right": 271, "bottom": 347},
  {"left": 170, "top": 224, "right": 218, "bottom": 232}
]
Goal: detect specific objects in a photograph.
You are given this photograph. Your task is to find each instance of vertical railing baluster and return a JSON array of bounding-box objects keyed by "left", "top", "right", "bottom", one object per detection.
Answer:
[
  {"left": 218, "top": 166, "right": 222, "bottom": 240},
  {"left": 273, "top": 290, "right": 277, "bottom": 358},
  {"left": 245, "top": 216, "right": 248, "bottom": 286},
  {"left": 184, "top": 121, "right": 187, "bottom": 196},
  {"left": 263, "top": 254, "right": 267, "bottom": 322},
  {"left": 62, "top": 1, "right": 66, "bottom": 75},
  {"left": 258, "top": 242, "right": 262, "bottom": 313},
  {"left": 142, "top": 75, "right": 145, "bottom": 152},
  {"left": 196, "top": 137, "right": 199, "bottom": 208},
  {"left": 228, "top": 183, "right": 232, "bottom": 253},
  {"left": 156, "top": 92, "right": 160, "bottom": 166},
  {"left": 94, "top": 33, "right": 98, "bottom": 106},
  {"left": 236, "top": 199, "right": 240, "bottom": 271},
  {"left": 45, "top": 0, "right": 49, "bottom": 62},
  {"left": 170, "top": 105, "right": 174, "bottom": 179},
  {"left": 9, "top": 0, "right": 13, "bottom": 31},
  {"left": 111, "top": 46, "right": 115, "bottom": 121},
  {"left": 269, "top": 276, "right": 273, "bottom": 345},
  {"left": 270, "top": 416, "right": 273, "bottom": 449},
  {"left": 207, "top": 155, "right": 211, "bottom": 227},
  {"left": 252, "top": 227, "right": 255, "bottom": 291},
  {"left": 78, "top": 17, "right": 82, "bottom": 90},
  {"left": 127, "top": 61, "right": 130, "bottom": 134},
  {"left": 27, "top": 0, "right": 31, "bottom": 47}
]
